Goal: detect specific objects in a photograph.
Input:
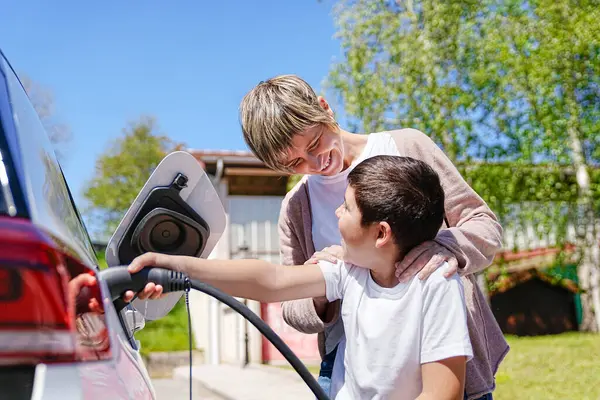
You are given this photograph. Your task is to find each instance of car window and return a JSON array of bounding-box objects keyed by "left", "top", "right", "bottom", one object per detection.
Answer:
[
  {"left": 1, "top": 54, "right": 98, "bottom": 267},
  {"left": 0, "top": 178, "right": 6, "bottom": 215},
  {"left": 0, "top": 142, "right": 7, "bottom": 214},
  {"left": 0, "top": 64, "right": 15, "bottom": 217}
]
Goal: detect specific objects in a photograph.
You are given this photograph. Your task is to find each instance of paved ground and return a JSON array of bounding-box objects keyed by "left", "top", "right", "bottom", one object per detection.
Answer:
[
  {"left": 173, "top": 363, "right": 320, "bottom": 400},
  {"left": 152, "top": 378, "right": 226, "bottom": 400}
]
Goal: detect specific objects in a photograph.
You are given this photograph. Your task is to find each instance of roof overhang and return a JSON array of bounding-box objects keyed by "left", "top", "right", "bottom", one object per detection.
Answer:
[{"left": 188, "top": 149, "right": 291, "bottom": 195}]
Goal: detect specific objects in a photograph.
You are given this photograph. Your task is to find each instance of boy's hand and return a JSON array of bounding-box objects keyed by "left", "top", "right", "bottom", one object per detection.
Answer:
[
  {"left": 121, "top": 252, "right": 183, "bottom": 303},
  {"left": 121, "top": 283, "right": 164, "bottom": 303},
  {"left": 395, "top": 241, "right": 458, "bottom": 283}
]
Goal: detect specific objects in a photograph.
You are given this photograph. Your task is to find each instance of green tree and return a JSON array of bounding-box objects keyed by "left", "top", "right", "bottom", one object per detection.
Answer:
[
  {"left": 327, "top": 0, "right": 487, "bottom": 162},
  {"left": 470, "top": 0, "right": 600, "bottom": 331},
  {"left": 327, "top": 0, "right": 600, "bottom": 330},
  {"left": 83, "top": 116, "right": 184, "bottom": 237}
]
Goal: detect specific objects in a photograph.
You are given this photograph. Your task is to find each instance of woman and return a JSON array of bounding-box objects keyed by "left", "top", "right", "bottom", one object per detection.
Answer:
[{"left": 239, "top": 75, "right": 509, "bottom": 400}]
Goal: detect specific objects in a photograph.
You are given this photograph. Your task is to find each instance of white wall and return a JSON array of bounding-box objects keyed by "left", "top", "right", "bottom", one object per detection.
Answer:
[
  {"left": 188, "top": 184, "right": 286, "bottom": 365},
  {"left": 221, "top": 195, "right": 284, "bottom": 365},
  {"left": 189, "top": 179, "right": 230, "bottom": 364}
]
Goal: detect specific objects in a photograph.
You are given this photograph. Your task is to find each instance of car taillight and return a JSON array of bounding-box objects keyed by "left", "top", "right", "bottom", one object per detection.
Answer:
[{"left": 0, "top": 217, "right": 112, "bottom": 366}]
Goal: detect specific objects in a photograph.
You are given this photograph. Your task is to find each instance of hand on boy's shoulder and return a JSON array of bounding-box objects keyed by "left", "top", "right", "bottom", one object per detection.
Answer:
[
  {"left": 315, "top": 257, "right": 347, "bottom": 271},
  {"left": 419, "top": 262, "right": 463, "bottom": 292},
  {"left": 428, "top": 262, "right": 458, "bottom": 279},
  {"left": 304, "top": 245, "right": 344, "bottom": 265},
  {"left": 395, "top": 241, "right": 459, "bottom": 283}
]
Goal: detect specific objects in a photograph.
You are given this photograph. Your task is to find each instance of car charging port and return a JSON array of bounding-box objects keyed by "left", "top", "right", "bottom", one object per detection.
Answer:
[{"left": 98, "top": 266, "right": 330, "bottom": 400}]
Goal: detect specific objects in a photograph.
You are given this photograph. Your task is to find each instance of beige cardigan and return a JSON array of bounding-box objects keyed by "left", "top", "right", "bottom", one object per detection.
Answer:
[{"left": 278, "top": 128, "right": 509, "bottom": 400}]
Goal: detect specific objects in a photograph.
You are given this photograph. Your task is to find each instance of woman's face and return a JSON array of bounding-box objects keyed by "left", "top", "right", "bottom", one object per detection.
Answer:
[{"left": 281, "top": 123, "right": 345, "bottom": 176}]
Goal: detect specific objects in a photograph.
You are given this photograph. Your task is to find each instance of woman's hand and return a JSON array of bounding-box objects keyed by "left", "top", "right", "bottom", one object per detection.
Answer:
[
  {"left": 395, "top": 241, "right": 459, "bottom": 283},
  {"left": 303, "top": 245, "right": 343, "bottom": 321},
  {"left": 304, "top": 245, "right": 344, "bottom": 265}
]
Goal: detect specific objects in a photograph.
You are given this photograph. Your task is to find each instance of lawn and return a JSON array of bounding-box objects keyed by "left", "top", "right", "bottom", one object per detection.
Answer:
[
  {"left": 134, "top": 297, "right": 195, "bottom": 357},
  {"left": 494, "top": 333, "right": 600, "bottom": 399},
  {"left": 277, "top": 332, "right": 600, "bottom": 399}
]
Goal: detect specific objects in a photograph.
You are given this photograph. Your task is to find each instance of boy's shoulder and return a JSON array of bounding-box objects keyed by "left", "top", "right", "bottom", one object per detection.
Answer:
[
  {"left": 318, "top": 259, "right": 361, "bottom": 274},
  {"left": 417, "top": 263, "right": 462, "bottom": 291},
  {"left": 318, "top": 259, "right": 367, "bottom": 286}
]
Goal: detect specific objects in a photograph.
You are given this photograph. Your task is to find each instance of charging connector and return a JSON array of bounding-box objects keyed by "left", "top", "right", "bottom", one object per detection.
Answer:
[
  {"left": 100, "top": 266, "right": 188, "bottom": 302},
  {"left": 99, "top": 266, "right": 330, "bottom": 400}
]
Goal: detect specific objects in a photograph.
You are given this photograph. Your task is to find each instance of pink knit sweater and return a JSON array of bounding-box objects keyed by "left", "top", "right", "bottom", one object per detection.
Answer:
[{"left": 278, "top": 128, "right": 509, "bottom": 400}]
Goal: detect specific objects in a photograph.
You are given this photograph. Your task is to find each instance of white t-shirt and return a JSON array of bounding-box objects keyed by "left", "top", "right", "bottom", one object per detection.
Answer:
[
  {"left": 308, "top": 132, "right": 402, "bottom": 353},
  {"left": 308, "top": 132, "right": 402, "bottom": 254},
  {"left": 319, "top": 260, "right": 473, "bottom": 400}
]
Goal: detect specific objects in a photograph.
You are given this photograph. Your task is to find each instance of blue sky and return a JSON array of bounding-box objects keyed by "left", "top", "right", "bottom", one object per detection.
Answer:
[{"left": 0, "top": 1, "right": 343, "bottom": 216}]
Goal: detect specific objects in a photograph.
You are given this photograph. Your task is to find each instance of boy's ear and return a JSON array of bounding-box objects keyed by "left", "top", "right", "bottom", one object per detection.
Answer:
[{"left": 375, "top": 221, "right": 393, "bottom": 249}]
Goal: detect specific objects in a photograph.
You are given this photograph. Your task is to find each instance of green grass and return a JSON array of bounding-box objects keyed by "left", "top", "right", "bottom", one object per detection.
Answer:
[
  {"left": 97, "top": 250, "right": 108, "bottom": 269},
  {"left": 276, "top": 332, "right": 600, "bottom": 399},
  {"left": 134, "top": 297, "right": 195, "bottom": 357},
  {"left": 494, "top": 332, "right": 600, "bottom": 399}
]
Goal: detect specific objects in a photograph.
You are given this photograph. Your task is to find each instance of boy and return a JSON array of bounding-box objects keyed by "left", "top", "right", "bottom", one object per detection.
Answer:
[{"left": 129, "top": 155, "right": 473, "bottom": 399}]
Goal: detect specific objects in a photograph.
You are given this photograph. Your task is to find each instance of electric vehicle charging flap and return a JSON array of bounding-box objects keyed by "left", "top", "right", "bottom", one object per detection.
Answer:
[{"left": 105, "top": 150, "right": 226, "bottom": 320}]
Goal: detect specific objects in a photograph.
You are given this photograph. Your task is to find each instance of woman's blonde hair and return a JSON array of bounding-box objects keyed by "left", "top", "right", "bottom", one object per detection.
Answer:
[{"left": 239, "top": 74, "right": 337, "bottom": 171}]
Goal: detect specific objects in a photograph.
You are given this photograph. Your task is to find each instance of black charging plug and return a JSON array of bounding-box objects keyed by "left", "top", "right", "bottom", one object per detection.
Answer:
[{"left": 99, "top": 266, "right": 188, "bottom": 303}]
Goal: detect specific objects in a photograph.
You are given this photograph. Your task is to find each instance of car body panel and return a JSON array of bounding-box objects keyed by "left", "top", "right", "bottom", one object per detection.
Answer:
[{"left": 0, "top": 50, "right": 155, "bottom": 399}]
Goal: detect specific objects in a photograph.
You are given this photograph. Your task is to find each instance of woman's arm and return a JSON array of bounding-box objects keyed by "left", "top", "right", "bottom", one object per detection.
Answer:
[
  {"left": 417, "top": 356, "right": 467, "bottom": 400},
  {"left": 393, "top": 128, "right": 504, "bottom": 276},
  {"left": 127, "top": 252, "right": 326, "bottom": 303},
  {"left": 279, "top": 188, "right": 341, "bottom": 333}
]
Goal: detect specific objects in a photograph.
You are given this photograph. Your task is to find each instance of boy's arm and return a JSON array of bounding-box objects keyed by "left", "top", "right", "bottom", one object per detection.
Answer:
[
  {"left": 127, "top": 252, "right": 326, "bottom": 303},
  {"left": 417, "top": 356, "right": 467, "bottom": 400},
  {"left": 418, "top": 270, "right": 472, "bottom": 400}
]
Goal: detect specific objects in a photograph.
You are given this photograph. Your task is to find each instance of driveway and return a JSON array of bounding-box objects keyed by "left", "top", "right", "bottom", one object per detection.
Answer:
[{"left": 152, "top": 378, "right": 226, "bottom": 400}]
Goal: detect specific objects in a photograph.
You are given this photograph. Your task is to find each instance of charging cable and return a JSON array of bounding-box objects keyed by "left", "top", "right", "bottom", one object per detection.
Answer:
[{"left": 99, "top": 266, "right": 330, "bottom": 400}]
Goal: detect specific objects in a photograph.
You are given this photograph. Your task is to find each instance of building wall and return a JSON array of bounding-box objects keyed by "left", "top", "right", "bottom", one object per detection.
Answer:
[
  {"left": 226, "top": 195, "right": 322, "bottom": 364},
  {"left": 221, "top": 195, "right": 283, "bottom": 365},
  {"left": 188, "top": 179, "right": 230, "bottom": 363},
  {"left": 260, "top": 302, "right": 320, "bottom": 365},
  {"left": 189, "top": 186, "right": 323, "bottom": 365}
]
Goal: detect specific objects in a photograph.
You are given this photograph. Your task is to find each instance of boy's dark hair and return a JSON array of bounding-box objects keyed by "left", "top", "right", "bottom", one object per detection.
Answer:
[{"left": 347, "top": 155, "right": 445, "bottom": 258}]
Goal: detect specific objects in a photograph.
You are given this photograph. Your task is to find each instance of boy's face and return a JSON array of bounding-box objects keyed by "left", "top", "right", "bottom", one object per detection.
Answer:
[
  {"left": 335, "top": 186, "right": 379, "bottom": 267},
  {"left": 281, "top": 123, "right": 344, "bottom": 176}
]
